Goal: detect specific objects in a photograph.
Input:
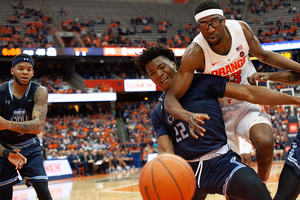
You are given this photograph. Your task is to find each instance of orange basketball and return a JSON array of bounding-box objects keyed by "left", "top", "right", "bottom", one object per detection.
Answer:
[{"left": 139, "top": 153, "right": 196, "bottom": 200}]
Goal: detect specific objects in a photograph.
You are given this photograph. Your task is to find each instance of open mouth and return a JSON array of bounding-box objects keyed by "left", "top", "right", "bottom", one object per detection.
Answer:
[
  {"left": 161, "top": 77, "right": 168, "bottom": 84},
  {"left": 21, "top": 77, "right": 29, "bottom": 82},
  {"left": 208, "top": 35, "right": 217, "bottom": 42}
]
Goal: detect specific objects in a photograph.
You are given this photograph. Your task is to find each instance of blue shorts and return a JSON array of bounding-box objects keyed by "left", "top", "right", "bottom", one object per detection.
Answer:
[
  {"left": 0, "top": 141, "right": 48, "bottom": 190},
  {"left": 189, "top": 150, "right": 249, "bottom": 199},
  {"left": 285, "top": 141, "right": 300, "bottom": 178}
]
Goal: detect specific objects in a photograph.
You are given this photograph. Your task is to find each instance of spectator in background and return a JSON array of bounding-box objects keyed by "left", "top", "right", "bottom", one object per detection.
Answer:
[
  {"left": 79, "top": 150, "right": 93, "bottom": 175},
  {"left": 120, "top": 148, "right": 134, "bottom": 168},
  {"left": 140, "top": 143, "right": 152, "bottom": 167},
  {"left": 67, "top": 149, "right": 81, "bottom": 177}
]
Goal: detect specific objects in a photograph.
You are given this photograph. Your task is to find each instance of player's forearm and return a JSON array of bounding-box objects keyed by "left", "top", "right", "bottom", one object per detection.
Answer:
[
  {"left": 164, "top": 94, "right": 192, "bottom": 122},
  {"left": 267, "top": 71, "right": 300, "bottom": 85},
  {"left": 245, "top": 85, "right": 300, "bottom": 105},
  {"left": 261, "top": 51, "right": 300, "bottom": 73},
  {"left": 9, "top": 120, "right": 45, "bottom": 134}
]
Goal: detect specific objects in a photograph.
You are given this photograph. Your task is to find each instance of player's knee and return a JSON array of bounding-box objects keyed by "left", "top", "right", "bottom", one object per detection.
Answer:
[
  {"left": 256, "top": 136, "right": 274, "bottom": 155},
  {"left": 273, "top": 192, "right": 288, "bottom": 200},
  {"left": 246, "top": 181, "right": 270, "bottom": 199}
]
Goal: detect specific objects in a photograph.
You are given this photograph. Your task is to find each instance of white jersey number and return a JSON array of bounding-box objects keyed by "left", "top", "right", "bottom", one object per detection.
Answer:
[{"left": 174, "top": 122, "right": 189, "bottom": 142}]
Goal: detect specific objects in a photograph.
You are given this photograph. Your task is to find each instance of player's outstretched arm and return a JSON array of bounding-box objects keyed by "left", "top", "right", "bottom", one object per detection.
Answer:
[
  {"left": 225, "top": 82, "right": 300, "bottom": 105},
  {"left": 241, "top": 21, "right": 300, "bottom": 74},
  {"left": 0, "top": 143, "right": 27, "bottom": 169},
  {"left": 165, "top": 43, "right": 208, "bottom": 123},
  {"left": 0, "top": 86, "right": 48, "bottom": 134},
  {"left": 248, "top": 71, "right": 300, "bottom": 85},
  {"left": 164, "top": 44, "right": 210, "bottom": 139}
]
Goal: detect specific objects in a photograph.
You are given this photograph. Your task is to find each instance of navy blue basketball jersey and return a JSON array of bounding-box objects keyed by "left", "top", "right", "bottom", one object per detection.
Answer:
[
  {"left": 0, "top": 81, "right": 40, "bottom": 145},
  {"left": 151, "top": 74, "right": 227, "bottom": 160}
]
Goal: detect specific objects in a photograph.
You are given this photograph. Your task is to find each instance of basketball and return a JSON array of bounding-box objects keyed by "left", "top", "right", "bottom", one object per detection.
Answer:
[{"left": 139, "top": 153, "right": 196, "bottom": 200}]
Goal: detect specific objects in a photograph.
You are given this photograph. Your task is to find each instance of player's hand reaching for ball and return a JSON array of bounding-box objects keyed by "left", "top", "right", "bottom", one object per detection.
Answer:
[
  {"left": 247, "top": 72, "right": 270, "bottom": 85},
  {"left": 188, "top": 113, "right": 210, "bottom": 139}
]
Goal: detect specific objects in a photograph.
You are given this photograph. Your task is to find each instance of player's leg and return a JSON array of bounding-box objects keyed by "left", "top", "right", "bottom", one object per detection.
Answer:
[
  {"left": 19, "top": 143, "right": 52, "bottom": 199},
  {"left": 235, "top": 107, "right": 273, "bottom": 182},
  {"left": 227, "top": 167, "right": 272, "bottom": 200},
  {"left": 273, "top": 164, "right": 300, "bottom": 200},
  {"left": 0, "top": 157, "right": 20, "bottom": 200},
  {"left": 250, "top": 123, "right": 274, "bottom": 181},
  {"left": 0, "top": 186, "right": 13, "bottom": 200},
  {"left": 31, "top": 181, "right": 52, "bottom": 200}
]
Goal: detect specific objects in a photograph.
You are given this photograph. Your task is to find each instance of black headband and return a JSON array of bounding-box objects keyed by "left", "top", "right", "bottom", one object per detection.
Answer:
[{"left": 12, "top": 57, "right": 34, "bottom": 67}]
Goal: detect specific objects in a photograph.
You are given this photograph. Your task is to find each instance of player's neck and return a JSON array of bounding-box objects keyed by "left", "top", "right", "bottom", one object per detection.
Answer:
[{"left": 12, "top": 80, "right": 30, "bottom": 98}]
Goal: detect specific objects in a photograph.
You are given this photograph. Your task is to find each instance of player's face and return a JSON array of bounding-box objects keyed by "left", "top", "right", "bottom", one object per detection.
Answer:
[
  {"left": 145, "top": 56, "right": 176, "bottom": 92},
  {"left": 198, "top": 14, "right": 225, "bottom": 46},
  {"left": 11, "top": 62, "right": 34, "bottom": 86}
]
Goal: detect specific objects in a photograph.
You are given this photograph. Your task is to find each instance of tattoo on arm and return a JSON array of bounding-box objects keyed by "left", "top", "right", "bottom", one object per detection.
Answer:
[{"left": 10, "top": 86, "right": 48, "bottom": 134}]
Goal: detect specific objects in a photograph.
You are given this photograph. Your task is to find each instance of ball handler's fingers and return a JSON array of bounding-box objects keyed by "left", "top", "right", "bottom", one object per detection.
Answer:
[
  {"left": 247, "top": 76, "right": 256, "bottom": 85},
  {"left": 189, "top": 126, "right": 199, "bottom": 139},
  {"left": 196, "top": 114, "right": 210, "bottom": 121},
  {"left": 194, "top": 129, "right": 204, "bottom": 137},
  {"left": 189, "top": 124, "right": 205, "bottom": 138}
]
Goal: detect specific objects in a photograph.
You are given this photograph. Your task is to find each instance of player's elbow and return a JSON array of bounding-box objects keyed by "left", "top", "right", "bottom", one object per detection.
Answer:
[
  {"left": 257, "top": 50, "right": 272, "bottom": 64},
  {"left": 243, "top": 95, "right": 257, "bottom": 104}
]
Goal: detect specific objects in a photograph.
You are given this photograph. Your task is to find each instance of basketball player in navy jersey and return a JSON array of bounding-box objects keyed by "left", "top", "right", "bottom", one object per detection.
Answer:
[
  {"left": 135, "top": 45, "right": 300, "bottom": 200},
  {"left": 249, "top": 71, "right": 300, "bottom": 200},
  {"left": 0, "top": 54, "right": 52, "bottom": 199}
]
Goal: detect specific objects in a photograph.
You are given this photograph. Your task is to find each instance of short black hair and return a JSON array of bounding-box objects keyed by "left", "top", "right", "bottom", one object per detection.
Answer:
[
  {"left": 194, "top": 0, "right": 222, "bottom": 16},
  {"left": 12, "top": 53, "right": 34, "bottom": 62},
  {"left": 135, "top": 44, "right": 176, "bottom": 74}
]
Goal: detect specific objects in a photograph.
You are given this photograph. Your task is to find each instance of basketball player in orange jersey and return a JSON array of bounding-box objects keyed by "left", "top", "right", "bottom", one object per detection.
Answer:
[
  {"left": 135, "top": 45, "right": 300, "bottom": 200},
  {"left": 164, "top": 0, "right": 300, "bottom": 182},
  {"left": 249, "top": 70, "right": 300, "bottom": 200}
]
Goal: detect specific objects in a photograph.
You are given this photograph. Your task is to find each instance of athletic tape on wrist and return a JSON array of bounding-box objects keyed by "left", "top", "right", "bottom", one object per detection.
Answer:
[{"left": 3, "top": 149, "right": 14, "bottom": 159}]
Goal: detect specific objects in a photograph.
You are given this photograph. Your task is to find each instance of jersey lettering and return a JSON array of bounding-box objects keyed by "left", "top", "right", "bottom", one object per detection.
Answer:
[
  {"left": 166, "top": 113, "right": 175, "bottom": 125},
  {"left": 10, "top": 108, "right": 28, "bottom": 122},
  {"left": 211, "top": 55, "right": 246, "bottom": 77},
  {"left": 10, "top": 108, "right": 28, "bottom": 136}
]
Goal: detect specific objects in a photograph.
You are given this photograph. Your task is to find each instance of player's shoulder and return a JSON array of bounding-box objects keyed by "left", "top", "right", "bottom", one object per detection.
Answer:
[
  {"left": 151, "top": 95, "right": 165, "bottom": 116},
  {"left": 0, "top": 81, "right": 9, "bottom": 87},
  {"left": 184, "top": 42, "right": 203, "bottom": 56},
  {"left": 235, "top": 20, "right": 254, "bottom": 37},
  {"left": 0, "top": 81, "right": 9, "bottom": 92},
  {"left": 181, "top": 42, "right": 205, "bottom": 71}
]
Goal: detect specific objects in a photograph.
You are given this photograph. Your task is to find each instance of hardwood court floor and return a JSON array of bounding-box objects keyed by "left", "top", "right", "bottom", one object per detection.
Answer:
[{"left": 12, "top": 161, "right": 300, "bottom": 200}]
